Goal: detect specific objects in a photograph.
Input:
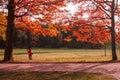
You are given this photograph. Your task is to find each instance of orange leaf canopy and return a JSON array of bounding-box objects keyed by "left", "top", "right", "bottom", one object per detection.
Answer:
[{"left": 15, "top": 17, "right": 59, "bottom": 37}]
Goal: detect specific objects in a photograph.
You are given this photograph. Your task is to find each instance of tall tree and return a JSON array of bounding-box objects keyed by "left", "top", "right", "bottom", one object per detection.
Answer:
[
  {"left": 0, "top": 0, "right": 65, "bottom": 61},
  {"left": 4, "top": 0, "right": 15, "bottom": 61},
  {"left": 90, "top": 0, "right": 120, "bottom": 60}
]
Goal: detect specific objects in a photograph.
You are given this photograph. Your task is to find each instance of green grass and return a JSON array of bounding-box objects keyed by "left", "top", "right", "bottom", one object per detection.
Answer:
[
  {"left": 0, "top": 48, "right": 120, "bottom": 62},
  {"left": 0, "top": 71, "right": 115, "bottom": 80}
]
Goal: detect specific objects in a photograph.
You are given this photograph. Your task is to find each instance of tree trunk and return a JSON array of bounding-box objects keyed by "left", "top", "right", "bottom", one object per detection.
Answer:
[
  {"left": 104, "top": 44, "right": 106, "bottom": 56},
  {"left": 4, "top": 0, "right": 15, "bottom": 61},
  {"left": 111, "top": 0, "right": 117, "bottom": 60},
  {"left": 27, "top": 31, "right": 31, "bottom": 49}
]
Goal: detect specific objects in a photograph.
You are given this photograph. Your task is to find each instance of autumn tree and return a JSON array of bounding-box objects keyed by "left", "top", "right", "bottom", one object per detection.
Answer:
[
  {"left": 61, "top": 0, "right": 119, "bottom": 60},
  {"left": 57, "top": 1, "right": 110, "bottom": 44},
  {"left": 89, "top": 0, "right": 120, "bottom": 60},
  {"left": 0, "top": 0, "right": 65, "bottom": 61}
]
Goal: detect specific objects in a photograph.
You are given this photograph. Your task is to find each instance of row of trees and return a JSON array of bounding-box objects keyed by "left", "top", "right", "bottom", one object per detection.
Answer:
[
  {"left": 0, "top": 28, "right": 103, "bottom": 49},
  {"left": 0, "top": 0, "right": 120, "bottom": 61}
]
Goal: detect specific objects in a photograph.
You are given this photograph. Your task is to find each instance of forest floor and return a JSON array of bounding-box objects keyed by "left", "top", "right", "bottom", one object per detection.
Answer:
[{"left": 0, "top": 62, "right": 120, "bottom": 80}]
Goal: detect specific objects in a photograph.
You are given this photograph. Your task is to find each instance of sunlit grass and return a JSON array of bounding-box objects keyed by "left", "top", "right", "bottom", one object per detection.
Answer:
[
  {"left": 0, "top": 71, "right": 115, "bottom": 80},
  {"left": 0, "top": 48, "right": 120, "bottom": 62}
]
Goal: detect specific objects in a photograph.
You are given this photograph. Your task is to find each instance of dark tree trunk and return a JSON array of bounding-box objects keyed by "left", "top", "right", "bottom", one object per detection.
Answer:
[
  {"left": 111, "top": 0, "right": 117, "bottom": 60},
  {"left": 4, "top": 0, "right": 15, "bottom": 61},
  {"left": 27, "top": 31, "right": 31, "bottom": 49},
  {"left": 57, "top": 28, "right": 63, "bottom": 47},
  {"left": 104, "top": 44, "right": 106, "bottom": 56}
]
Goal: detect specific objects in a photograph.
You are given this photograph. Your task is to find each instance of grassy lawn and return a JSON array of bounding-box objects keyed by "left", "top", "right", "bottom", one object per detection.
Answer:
[
  {"left": 0, "top": 71, "right": 115, "bottom": 80},
  {"left": 0, "top": 48, "right": 120, "bottom": 62},
  {"left": 0, "top": 49, "right": 118, "bottom": 80}
]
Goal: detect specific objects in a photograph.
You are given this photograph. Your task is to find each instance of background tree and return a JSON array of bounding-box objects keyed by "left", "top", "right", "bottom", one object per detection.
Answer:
[
  {"left": 61, "top": 0, "right": 120, "bottom": 60},
  {"left": 0, "top": 12, "right": 7, "bottom": 41},
  {"left": 58, "top": 1, "right": 110, "bottom": 44}
]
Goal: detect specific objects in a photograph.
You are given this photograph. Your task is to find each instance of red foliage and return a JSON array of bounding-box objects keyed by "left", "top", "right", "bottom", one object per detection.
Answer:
[
  {"left": 15, "top": 17, "right": 58, "bottom": 37},
  {"left": 116, "top": 32, "right": 120, "bottom": 43}
]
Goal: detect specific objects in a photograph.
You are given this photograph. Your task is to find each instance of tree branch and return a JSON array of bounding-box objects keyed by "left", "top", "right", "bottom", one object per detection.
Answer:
[
  {"left": 15, "top": 0, "right": 23, "bottom": 4},
  {"left": 91, "top": 0, "right": 111, "bottom": 18}
]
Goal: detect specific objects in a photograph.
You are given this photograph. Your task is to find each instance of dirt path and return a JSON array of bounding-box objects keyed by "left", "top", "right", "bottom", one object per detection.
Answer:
[{"left": 0, "top": 63, "right": 120, "bottom": 80}]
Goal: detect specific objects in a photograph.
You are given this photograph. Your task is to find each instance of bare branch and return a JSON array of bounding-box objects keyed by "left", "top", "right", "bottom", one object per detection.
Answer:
[
  {"left": 91, "top": 0, "right": 111, "bottom": 18},
  {"left": 15, "top": 0, "right": 23, "bottom": 4},
  {"left": 103, "top": 0, "right": 111, "bottom": 7},
  {"left": 115, "top": 0, "right": 118, "bottom": 11}
]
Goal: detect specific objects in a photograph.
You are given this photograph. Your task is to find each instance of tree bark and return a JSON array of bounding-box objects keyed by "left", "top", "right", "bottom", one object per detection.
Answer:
[
  {"left": 4, "top": 0, "right": 15, "bottom": 61},
  {"left": 111, "top": 0, "right": 117, "bottom": 60},
  {"left": 27, "top": 31, "right": 31, "bottom": 49}
]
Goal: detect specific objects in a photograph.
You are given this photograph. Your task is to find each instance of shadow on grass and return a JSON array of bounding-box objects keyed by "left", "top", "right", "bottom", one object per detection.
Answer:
[
  {"left": 0, "top": 71, "right": 116, "bottom": 80},
  {"left": 0, "top": 60, "right": 120, "bottom": 63}
]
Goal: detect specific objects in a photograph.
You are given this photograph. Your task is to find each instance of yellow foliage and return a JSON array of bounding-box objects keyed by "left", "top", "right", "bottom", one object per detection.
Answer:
[{"left": 0, "top": 12, "right": 7, "bottom": 41}]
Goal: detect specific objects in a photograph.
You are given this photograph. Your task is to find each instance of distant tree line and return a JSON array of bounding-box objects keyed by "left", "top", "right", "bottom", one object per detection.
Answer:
[{"left": 0, "top": 28, "right": 103, "bottom": 49}]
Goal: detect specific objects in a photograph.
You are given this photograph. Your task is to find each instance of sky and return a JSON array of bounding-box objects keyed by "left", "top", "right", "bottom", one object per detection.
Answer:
[
  {"left": 119, "top": 0, "right": 120, "bottom": 5},
  {"left": 65, "top": 2, "right": 79, "bottom": 15}
]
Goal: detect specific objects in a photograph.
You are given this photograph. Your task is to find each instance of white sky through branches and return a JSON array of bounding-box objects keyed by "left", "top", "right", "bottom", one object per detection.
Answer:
[{"left": 65, "top": 2, "right": 78, "bottom": 15}]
